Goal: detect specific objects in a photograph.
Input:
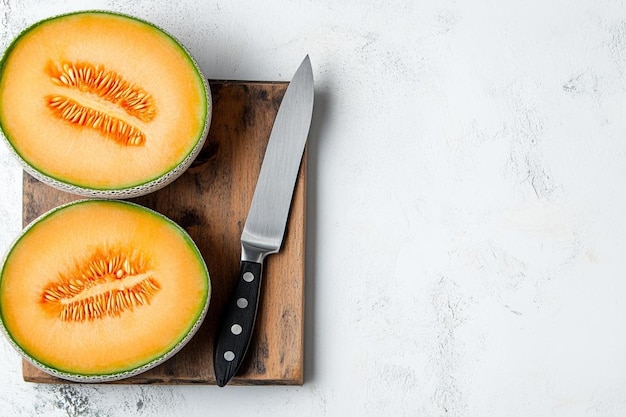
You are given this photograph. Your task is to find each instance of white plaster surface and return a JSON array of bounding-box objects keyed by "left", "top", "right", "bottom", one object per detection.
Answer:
[{"left": 1, "top": 0, "right": 626, "bottom": 415}]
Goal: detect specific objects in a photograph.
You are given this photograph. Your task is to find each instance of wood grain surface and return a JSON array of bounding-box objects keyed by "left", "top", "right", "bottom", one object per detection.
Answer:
[{"left": 21, "top": 81, "right": 305, "bottom": 385}]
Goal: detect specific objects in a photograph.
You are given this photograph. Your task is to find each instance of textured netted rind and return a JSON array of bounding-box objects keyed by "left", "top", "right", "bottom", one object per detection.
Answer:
[
  {"left": 0, "top": 11, "right": 212, "bottom": 199},
  {"left": 12, "top": 106, "right": 210, "bottom": 199},
  {"left": 14, "top": 300, "right": 209, "bottom": 383},
  {"left": 0, "top": 199, "right": 211, "bottom": 382}
]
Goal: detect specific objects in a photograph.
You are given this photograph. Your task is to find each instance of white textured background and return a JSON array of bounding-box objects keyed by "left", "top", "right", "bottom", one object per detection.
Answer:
[{"left": 1, "top": 0, "right": 626, "bottom": 416}]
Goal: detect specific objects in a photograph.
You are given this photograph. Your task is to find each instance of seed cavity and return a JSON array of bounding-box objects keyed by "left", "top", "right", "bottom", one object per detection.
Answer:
[
  {"left": 49, "top": 61, "right": 156, "bottom": 122},
  {"left": 45, "top": 61, "right": 156, "bottom": 147},
  {"left": 47, "top": 96, "right": 145, "bottom": 146},
  {"left": 40, "top": 247, "right": 161, "bottom": 322}
]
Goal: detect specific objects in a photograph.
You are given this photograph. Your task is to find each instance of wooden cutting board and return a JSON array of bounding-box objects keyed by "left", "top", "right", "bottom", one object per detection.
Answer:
[{"left": 20, "top": 81, "right": 305, "bottom": 385}]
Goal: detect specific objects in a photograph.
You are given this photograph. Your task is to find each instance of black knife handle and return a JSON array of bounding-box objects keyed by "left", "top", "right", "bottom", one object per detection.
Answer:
[{"left": 214, "top": 260, "right": 263, "bottom": 386}]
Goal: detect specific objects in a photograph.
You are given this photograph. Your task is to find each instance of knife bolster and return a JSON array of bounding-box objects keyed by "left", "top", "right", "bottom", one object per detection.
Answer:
[{"left": 241, "top": 240, "right": 278, "bottom": 264}]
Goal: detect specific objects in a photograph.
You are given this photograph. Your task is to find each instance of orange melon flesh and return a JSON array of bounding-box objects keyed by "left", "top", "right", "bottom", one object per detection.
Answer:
[
  {"left": 0, "top": 200, "right": 210, "bottom": 379},
  {"left": 0, "top": 11, "right": 209, "bottom": 194}
]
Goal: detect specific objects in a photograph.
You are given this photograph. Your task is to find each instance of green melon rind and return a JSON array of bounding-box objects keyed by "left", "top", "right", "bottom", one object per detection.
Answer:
[
  {"left": 0, "top": 199, "right": 211, "bottom": 382},
  {"left": 0, "top": 10, "right": 211, "bottom": 199}
]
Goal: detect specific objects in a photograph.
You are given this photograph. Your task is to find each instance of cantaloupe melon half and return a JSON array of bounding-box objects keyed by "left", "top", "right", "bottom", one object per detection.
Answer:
[
  {"left": 0, "top": 11, "right": 211, "bottom": 197},
  {"left": 0, "top": 200, "right": 210, "bottom": 382}
]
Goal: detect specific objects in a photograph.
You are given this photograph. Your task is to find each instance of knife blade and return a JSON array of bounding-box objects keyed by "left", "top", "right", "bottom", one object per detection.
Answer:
[{"left": 213, "top": 56, "right": 314, "bottom": 387}]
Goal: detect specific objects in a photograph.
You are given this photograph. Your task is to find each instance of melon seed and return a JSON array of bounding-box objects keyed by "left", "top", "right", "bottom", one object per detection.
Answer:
[
  {"left": 41, "top": 247, "right": 161, "bottom": 322},
  {"left": 47, "top": 95, "right": 146, "bottom": 146},
  {"left": 48, "top": 61, "right": 156, "bottom": 122}
]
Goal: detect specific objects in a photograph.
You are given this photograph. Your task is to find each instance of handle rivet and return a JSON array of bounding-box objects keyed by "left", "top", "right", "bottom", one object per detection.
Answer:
[
  {"left": 243, "top": 272, "right": 254, "bottom": 282},
  {"left": 231, "top": 324, "right": 243, "bottom": 335},
  {"left": 224, "top": 351, "right": 235, "bottom": 362},
  {"left": 236, "top": 297, "right": 248, "bottom": 308}
]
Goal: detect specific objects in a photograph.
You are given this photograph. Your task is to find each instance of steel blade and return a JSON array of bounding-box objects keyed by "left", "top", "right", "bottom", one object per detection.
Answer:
[{"left": 241, "top": 56, "right": 314, "bottom": 261}]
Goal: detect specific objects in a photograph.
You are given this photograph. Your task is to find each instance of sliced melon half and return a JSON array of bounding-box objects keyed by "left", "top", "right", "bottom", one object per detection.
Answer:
[
  {"left": 0, "top": 11, "right": 211, "bottom": 197},
  {"left": 0, "top": 199, "right": 210, "bottom": 382}
]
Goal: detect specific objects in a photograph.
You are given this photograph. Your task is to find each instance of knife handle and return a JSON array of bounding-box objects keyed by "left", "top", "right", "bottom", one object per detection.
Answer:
[{"left": 214, "top": 260, "right": 263, "bottom": 387}]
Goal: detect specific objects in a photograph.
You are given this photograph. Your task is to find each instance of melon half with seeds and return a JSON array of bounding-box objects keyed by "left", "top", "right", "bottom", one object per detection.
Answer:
[
  {"left": 0, "top": 200, "right": 211, "bottom": 382},
  {"left": 0, "top": 11, "right": 211, "bottom": 197}
]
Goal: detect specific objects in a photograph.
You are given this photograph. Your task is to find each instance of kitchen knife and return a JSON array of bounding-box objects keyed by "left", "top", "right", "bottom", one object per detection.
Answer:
[{"left": 213, "top": 56, "right": 314, "bottom": 387}]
